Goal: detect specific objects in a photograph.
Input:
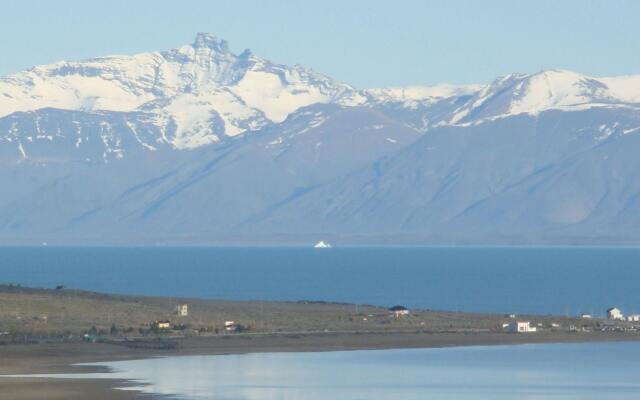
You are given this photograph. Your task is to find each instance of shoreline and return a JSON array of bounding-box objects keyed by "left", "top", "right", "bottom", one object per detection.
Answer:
[
  {"left": 2, "top": 285, "right": 640, "bottom": 399},
  {"left": 3, "top": 331, "right": 640, "bottom": 399}
]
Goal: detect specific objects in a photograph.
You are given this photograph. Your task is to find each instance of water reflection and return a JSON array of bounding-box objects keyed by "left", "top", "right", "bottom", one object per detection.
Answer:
[{"left": 16, "top": 342, "right": 640, "bottom": 400}]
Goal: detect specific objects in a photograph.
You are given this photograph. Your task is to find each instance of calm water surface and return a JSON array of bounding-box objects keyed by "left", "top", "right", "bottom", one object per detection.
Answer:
[
  {"left": 1, "top": 246, "right": 640, "bottom": 314},
  {"left": 26, "top": 342, "right": 640, "bottom": 400}
]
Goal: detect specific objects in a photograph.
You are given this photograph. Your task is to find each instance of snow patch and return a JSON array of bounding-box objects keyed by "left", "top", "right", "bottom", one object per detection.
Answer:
[
  {"left": 366, "top": 84, "right": 483, "bottom": 104},
  {"left": 17, "top": 142, "right": 26, "bottom": 159}
]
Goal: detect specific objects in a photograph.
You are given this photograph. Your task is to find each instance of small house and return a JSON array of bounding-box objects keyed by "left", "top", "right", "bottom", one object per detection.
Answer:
[
  {"left": 175, "top": 304, "right": 189, "bottom": 317},
  {"left": 503, "top": 321, "right": 537, "bottom": 333},
  {"left": 607, "top": 307, "right": 624, "bottom": 320},
  {"left": 388, "top": 305, "right": 409, "bottom": 317},
  {"left": 153, "top": 320, "right": 171, "bottom": 330},
  {"left": 580, "top": 314, "right": 592, "bottom": 319}
]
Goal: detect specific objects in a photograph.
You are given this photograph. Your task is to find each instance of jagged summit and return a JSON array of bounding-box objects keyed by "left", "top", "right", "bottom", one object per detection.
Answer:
[
  {"left": 192, "top": 32, "right": 230, "bottom": 51},
  {"left": 0, "top": 33, "right": 363, "bottom": 149}
]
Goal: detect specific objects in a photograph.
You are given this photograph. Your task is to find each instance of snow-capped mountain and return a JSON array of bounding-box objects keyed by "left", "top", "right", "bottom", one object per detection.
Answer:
[
  {"left": 0, "top": 33, "right": 364, "bottom": 151},
  {"left": 448, "top": 69, "right": 640, "bottom": 124},
  {"left": 3, "top": 34, "right": 640, "bottom": 158},
  {"left": 367, "top": 70, "right": 640, "bottom": 130},
  {"left": 2, "top": 34, "right": 640, "bottom": 244}
]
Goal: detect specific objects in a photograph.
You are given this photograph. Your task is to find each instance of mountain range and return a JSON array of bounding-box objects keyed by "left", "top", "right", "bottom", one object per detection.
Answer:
[{"left": 1, "top": 33, "right": 640, "bottom": 244}]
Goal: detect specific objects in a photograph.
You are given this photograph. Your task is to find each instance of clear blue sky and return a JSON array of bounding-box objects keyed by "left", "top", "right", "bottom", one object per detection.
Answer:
[{"left": 2, "top": 0, "right": 639, "bottom": 88}]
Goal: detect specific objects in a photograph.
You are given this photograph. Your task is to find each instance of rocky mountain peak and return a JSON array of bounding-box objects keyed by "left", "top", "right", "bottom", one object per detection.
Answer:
[{"left": 192, "top": 32, "right": 230, "bottom": 53}]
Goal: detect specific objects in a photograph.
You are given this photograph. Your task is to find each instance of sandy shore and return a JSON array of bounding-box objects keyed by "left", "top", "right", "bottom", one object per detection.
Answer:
[
  {"left": 2, "top": 331, "right": 640, "bottom": 399},
  {"left": 0, "top": 378, "right": 159, "bottom": 400}
]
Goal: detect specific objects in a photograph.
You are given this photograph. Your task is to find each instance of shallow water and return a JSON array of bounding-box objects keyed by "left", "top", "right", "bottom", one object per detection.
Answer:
[
  {"left": 22, "top": 342, "right": 640, "bottom": 400},
  {"left": 2, "top": 246, "right": 640, "bottom": 314}
]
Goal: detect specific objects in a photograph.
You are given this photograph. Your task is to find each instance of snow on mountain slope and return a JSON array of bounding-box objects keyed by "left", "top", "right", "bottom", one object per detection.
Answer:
[
  {"left": 230, "top": 55, "right": 365, "bottom": 122},
  {"left": 0, "top": 108, "right": 176, "bottom": 164},
  {"left": 508, "top": 70, "right": 608, "bottom": 113},
  {"left": 449, "top": 69, "right": 640, "bottom": 124},
  {"left": 0, "top": 33, "right": 363, "bottom": 149},
  {"left": 365, "top": 84, "right": 483, "bottom": 107},
  {"left": 600, "top": 75, "right": 640, "bottom": 104}
]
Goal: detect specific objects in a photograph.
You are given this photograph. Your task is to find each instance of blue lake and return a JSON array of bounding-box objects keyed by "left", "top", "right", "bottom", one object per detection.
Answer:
[
  {"left": 1, "top": 246, "right": 640, "bottom": 315},
  {"left": 23, "top": 342, "right": 640, "bottom": 400}
]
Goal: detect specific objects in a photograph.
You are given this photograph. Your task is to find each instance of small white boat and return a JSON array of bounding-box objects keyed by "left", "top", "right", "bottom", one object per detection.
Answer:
[{"left": 314, "top": 240, "right": 332, "bottom": 248}]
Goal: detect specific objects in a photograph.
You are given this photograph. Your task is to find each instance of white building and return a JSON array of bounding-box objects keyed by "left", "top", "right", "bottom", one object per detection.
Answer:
[
  {"left": 225, "top": 321, "right": 237, "bottom": 332},
  {"left": 627, "top": 314, "right": 640, "bottom": 322},
  {"left": 607, "top": 307, "right": 624, "bottom": 320},
  {"left": 175, "top": 304, "right": 188, "bottom": 317},
  {"left": 153, "top": 320, "right": 171, "bottom": 330},
  {"left": 503, "top": 321, "right": 537, "bottom": 333},
  {"left": 580, "top": 314, "right": 592, "bottom": 319},
  {"left": 388, "top": 305, "right": 410, "bottom": 317}
]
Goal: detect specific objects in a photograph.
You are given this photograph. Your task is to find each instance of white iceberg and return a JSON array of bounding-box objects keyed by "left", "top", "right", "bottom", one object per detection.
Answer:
[{"left": 314, "top": 240, "right": 332, "bottom": 248}]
